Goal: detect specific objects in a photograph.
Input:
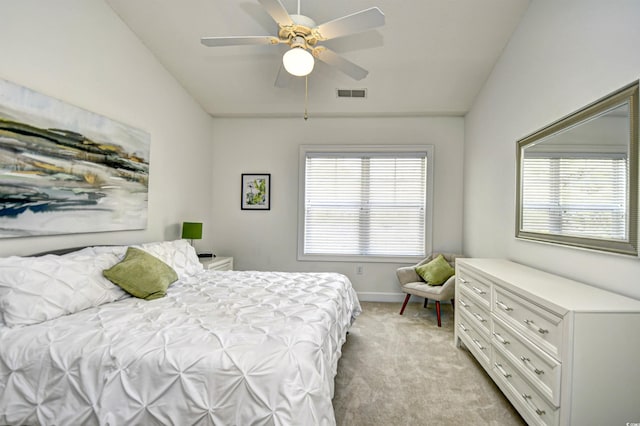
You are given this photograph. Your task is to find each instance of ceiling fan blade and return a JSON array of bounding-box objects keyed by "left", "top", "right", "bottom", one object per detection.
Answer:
[
  {"left": 200, "top": 36, "right": 280, "bottom": 47},
  {"left": 274, "top": 64, "right": 292, "bottom": 88},
  {"left": 314, "top": 7, "right": 385, "bottom": 41},
  {"left": 257, "top": 0, "right": 293, "bottom": 27},
  {"left": 314, "top": 48, "right": 368, "bottom": 80}
]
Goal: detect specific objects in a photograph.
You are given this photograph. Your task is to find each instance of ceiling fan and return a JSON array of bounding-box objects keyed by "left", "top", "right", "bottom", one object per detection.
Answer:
[{"left": 200, "top": 0, "right": 385, "bottom": 85}]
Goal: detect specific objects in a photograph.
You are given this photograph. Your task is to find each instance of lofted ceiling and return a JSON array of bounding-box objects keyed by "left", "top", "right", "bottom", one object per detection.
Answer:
[{"left": 105, "top": 0, "right": 529, "bottom": 117}]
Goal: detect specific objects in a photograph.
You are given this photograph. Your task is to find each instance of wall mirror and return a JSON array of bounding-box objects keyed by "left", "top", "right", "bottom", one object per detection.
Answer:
[{"left": 516, "top": 81, "right": 639, "bottom": 256}]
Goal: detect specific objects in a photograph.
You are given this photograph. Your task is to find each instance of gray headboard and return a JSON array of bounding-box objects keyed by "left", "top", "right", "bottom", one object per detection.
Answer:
[
  {"left": 31, "top": 244, "right": 115, "bottom": 256},
  {"left": 31, "top": 246, "right": 95, "bottom": 256}
]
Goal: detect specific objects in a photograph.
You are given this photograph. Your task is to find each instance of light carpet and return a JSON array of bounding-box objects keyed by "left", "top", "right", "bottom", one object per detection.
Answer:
[{"left": 332, "top": 301, "right": 526, "bottom": 426}]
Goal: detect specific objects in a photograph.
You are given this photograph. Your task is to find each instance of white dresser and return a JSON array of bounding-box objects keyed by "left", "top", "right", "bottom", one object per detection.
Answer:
[{"left": 454, "top": 258, "right": 640, "bottom": 426}]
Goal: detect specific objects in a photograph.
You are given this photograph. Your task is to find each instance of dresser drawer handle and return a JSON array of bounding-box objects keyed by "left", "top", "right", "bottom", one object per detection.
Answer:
[
  {"left": 459, "top": 277, "right": 468, "bottom": 284},
  {"left": 496, "top": 300, "right": 513, "bottom": 312},
  {"left": 520, "top": 356, "right": 545, "bottom": 375},
  {"left": 458, "top": 323, "right": 468, "bottom": 332},
  {"left": 524, "top": 319, "right": 549, "bottom": 334},
  {"left": 471, "top": 286, "right": 486, "bottom": 295},
  {"left": 494, "top": 362, "right": 511, "bottom": 378},
  {"left": 471, "top": 338, "right": 485, "bottom": 350},
  {"left": 493, "top": 332, "right": 510, "bottom": 345},
  {"left": 459, "top": 299, "right": 470, "bottom": 309},
  {"left": 473, "top": 312, "right": 486, "bottom": 323},
  {"left": 521, "top": 393, "right": 546, "bottom": 416}
]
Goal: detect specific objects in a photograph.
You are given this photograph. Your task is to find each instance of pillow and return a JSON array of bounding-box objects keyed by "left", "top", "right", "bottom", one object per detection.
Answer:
[
  {"left": 0, "top": 252, "right": 126, "bottom": 327},
  {"left": 132, "top": 240, "right": 203, "bottom": 279},
  {"left": 103, "top": 247, "right": 178, "bottom": 300},
  {"left": 415, "top": 254, "right": 455, "bottom": 286}
]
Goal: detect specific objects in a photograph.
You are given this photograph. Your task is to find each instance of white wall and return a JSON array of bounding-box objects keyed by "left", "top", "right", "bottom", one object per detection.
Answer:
[
  {"left": 0, "top": 0, "right": 214, "bottom": 256},
  {"left": 464, "top": 0, "right": 640, "bottom": 299},
  {"left": 211, "top": 116, "right": 464, "bottom": 299}
]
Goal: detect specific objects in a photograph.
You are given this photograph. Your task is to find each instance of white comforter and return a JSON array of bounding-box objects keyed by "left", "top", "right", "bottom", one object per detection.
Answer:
[{"left": 0, "top": 270, "right": 361, "bottom": 425}]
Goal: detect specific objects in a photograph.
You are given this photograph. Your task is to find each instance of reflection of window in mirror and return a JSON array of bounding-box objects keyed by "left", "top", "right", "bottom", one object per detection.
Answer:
[
  {"left": 516, "top": 82, "right": 638, "bottom": 256},
  {"left": 522, "top": 104, "right": 628, "bottom": 239}
]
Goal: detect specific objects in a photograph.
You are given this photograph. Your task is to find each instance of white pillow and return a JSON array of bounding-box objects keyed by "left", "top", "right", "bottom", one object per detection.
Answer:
[
  {"left": 132, "top": 239, "right": 203, "bottom": 279},
  {"left": 0, "top": 251, "right": 126, "bottom": 327}
]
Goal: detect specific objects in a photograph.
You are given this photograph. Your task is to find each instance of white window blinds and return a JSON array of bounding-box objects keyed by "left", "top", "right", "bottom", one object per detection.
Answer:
[
  {"left": 302, "top": 151, "right": 428, "bottom": 257},
  {"left": 521, "top": 153, "right": 628, "bottom": 240}
]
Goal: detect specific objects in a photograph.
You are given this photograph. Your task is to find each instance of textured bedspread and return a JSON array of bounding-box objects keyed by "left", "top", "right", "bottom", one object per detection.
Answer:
[{"left": 0, "top": 270, "right": 361, "bottom": 425}]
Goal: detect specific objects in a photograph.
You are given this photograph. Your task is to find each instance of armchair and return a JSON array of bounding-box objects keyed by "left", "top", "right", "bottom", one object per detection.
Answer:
[{"left": 396, "top": 253, "right": 462, "bottom": 327}]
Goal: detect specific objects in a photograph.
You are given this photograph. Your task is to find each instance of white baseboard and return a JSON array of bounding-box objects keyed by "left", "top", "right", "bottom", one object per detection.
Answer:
[
  {"left": 357, "top": 292, "right": 453, "bottom": 304},
  {"left": 356, "top": 292, "right": 406, "bottom": 302}
]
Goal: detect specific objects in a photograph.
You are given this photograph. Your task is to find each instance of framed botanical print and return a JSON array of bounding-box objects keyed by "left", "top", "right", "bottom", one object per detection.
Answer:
[{"left": 241, "top": 173, "right": 270, "bottom": 210}]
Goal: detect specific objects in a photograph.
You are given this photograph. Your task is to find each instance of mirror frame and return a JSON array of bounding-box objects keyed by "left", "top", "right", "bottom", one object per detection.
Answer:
[{"left": 516, "top": 81, "right": 639, "bottom": 256}]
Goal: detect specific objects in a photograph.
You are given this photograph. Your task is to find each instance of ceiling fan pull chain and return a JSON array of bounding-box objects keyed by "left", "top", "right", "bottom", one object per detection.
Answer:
[{"left": 304, "top": 75, "right": 309, "bottom": 120}]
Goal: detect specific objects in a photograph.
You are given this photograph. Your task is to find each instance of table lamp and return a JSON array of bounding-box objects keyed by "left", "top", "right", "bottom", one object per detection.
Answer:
[{"left": 181, "top": 222, "right": 202, "bottom": 246}]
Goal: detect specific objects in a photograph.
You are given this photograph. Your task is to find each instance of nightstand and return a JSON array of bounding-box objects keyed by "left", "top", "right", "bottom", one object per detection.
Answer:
[{"left": 200, "top": 256, "right": 233, "bottom": 271}]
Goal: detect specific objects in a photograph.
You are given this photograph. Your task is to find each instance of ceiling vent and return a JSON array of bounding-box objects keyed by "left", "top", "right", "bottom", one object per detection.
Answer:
[{"left": 337, "top": 89, "right": 367, "bottom": 99}]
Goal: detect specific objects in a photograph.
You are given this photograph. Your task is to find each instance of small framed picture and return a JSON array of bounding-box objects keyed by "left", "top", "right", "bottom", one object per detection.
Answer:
[{"left": 241, "top": 173, "right": 271, "bottom": 210}]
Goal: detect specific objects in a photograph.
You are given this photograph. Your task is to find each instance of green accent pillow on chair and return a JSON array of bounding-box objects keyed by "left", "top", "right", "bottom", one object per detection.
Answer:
[
  {"left": 103, "top": 247, "right": 178, "bottom": 300},
  {"left": 415, "top": 254, "right": 455, "bottom": 286}
]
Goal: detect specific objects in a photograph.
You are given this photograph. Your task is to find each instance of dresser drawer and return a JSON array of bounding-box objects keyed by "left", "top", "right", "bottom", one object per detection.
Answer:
[
  {"left": 458, "top": 266, "right": 491, "bottom": 308},
  {"left": 493, "top": 287, "right": 563, "bottom": 360},
  {"left": 202, "top": 256, "right": 234, "bottom": 271},
  {"left": 457, "top": 311, "right": 491, "bottom": 368},
  {"left": 492, "top": 316, "right": 561, "bottom": 406},
  {"left": 492, "top": 350, "right": 559, "bottom": 426},
  {"left": 458, "top": 289, "right": 491, "bottom": 335}
]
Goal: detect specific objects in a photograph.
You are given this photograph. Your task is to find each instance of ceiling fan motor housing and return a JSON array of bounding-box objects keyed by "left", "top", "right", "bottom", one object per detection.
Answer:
[{"left": 279, "top": 14, "right": 318, "bottom": 48}]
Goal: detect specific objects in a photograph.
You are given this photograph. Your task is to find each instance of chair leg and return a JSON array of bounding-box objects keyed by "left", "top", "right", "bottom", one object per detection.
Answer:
[
  {"left": 450, "top": 299, "right": 455, "bottom": 311},
  {"left": 399, "top": 294, "right": 411, "bottom": 315},
  {"left": 435, "top": 301, "right": 442, "bottom": 327},
  {"left": 424, "top": 298, "right": 428, "bottom": 308}
]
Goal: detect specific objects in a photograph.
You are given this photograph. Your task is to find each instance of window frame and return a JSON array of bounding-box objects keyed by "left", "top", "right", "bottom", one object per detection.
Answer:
[{"left": 297, "top": 144, "right": 434, "bottom": 263}]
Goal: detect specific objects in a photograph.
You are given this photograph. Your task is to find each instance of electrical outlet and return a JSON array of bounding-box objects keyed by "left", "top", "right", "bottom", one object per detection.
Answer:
[{"left": 356, "top": 265, "right": 364, "bottom": 275}]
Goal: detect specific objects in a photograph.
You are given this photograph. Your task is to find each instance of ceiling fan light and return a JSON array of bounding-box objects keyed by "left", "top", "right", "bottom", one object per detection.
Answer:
[{"left": 283, "top": 47, "right": 314, "bottom": 77}]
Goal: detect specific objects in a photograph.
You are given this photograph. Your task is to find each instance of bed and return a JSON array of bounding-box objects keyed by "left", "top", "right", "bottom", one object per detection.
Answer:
[{"left": 0, "top": 240, "right": 361, "bottom": 425}]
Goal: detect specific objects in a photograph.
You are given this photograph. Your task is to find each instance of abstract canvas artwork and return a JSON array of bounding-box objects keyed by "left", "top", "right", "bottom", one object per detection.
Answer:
[{"left": 0, "top": 78, "right": 150, "bottom": 238}]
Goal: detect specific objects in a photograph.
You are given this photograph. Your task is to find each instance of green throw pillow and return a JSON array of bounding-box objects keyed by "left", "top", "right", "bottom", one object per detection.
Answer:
[
  {"left": 415, "top": 254, "right": 455, "bottom": 286},
  {"left": 103, "top": 247, "right": 178, "bottom": 300}
]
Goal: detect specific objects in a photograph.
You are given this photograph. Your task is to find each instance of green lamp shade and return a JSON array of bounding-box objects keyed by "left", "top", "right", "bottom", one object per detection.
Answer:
[{"left": 181, "top": 222, "right": 202, "bottom": 240}]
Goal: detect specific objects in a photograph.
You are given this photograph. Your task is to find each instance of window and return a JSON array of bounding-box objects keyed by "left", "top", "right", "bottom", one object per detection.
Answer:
[
  {"left": 521, "top": 153, "right": 627, "bottom": 240},
  {"left": 298, "top": 145, "right": 433, "bottom": 262}
]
